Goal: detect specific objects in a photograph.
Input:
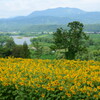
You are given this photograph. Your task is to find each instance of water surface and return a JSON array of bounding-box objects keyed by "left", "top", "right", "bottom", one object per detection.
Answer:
[{"left": 11, "top": 36, "right": 34, "bottom": 45}]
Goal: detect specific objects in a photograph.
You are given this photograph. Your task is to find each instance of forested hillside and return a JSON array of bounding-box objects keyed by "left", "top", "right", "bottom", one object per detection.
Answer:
[{"left": 0, "top": 7, "right": 100, "bottom": 32}]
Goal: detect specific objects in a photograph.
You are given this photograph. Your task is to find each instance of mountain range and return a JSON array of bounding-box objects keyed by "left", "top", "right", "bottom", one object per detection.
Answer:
[{"left": 0, "top": 7, "right": 100, "bottom": 32}]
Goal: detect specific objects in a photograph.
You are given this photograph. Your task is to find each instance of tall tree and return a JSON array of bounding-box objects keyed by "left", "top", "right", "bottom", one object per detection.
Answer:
[
  {"left": 22, "top": 41, "right": 30, "bottom": 58},
  {"left": 11, "top": 42, "right": 30, "bottom": 58},
  {"left": 11, "top": 45, "right": 23, "bottom": 58},
  {"left": 53, "top": 21, "right": 89, "bottom": 60},
  {"left": 0, "top": 36, "right": 11, "bottom": 47},
  {"left": 0, "top": 36, "right": 16, "bottom": 57},
  {"left": 5, "top": 38, "right": 16, "bottom": 49},
  {"left": 32, "top": 41, "right": 43, "bottom": 59}
]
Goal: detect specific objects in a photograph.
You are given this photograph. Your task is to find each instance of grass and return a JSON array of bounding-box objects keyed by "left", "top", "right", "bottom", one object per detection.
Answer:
[{"left": 16, "top": 36, "right": 23, "bottom": 39}]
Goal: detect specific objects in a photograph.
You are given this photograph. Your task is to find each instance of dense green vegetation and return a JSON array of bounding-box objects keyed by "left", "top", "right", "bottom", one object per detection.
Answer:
[
  {"left": 0, "top": 21, "right": 100, "bottom": 61},
  {"left": 0, "top": 36, "right": 30, "bottom": 58},
  {"left": 0, "top": 32, "right": 100, "bottom": 61},
  {"left": 0, "top": 24, "right": 100, "bottom": 33},
  {"left": 52, "top": 21, "right": 88, "bottom": 60},
  {"left": 30, "top": 32, "right": 100, "bottom": 60}
]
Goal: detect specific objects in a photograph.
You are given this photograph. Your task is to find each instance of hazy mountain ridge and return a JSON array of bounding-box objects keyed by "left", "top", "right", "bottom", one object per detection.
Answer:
[
  {"left": 0, "top": 7, "right": 100, "bottom": 32},
  {"left": 29, "top": 7, "right": 86, "bottom": 17},
  {"left": 0, "top": 7, "right": 100, "bottom": 24}
]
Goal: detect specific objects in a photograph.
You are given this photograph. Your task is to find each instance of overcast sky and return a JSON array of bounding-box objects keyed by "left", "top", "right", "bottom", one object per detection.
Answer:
[{"left": 0, "top": 0, "right": 100, "bottom": 18}]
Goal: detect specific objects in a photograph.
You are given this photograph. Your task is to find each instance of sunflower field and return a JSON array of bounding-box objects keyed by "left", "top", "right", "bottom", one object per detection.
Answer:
[{"left": 0, "top": 57, "right": 100, "bottom": 100}]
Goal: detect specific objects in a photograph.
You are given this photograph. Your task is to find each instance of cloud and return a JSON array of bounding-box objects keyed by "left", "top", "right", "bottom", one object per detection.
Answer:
[{"left": 0, "top": 0, "right": 100, "bottom": 18}]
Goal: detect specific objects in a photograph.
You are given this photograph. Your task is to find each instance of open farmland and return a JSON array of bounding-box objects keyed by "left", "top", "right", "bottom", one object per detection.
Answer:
[{"left": 0, "top": 58, "right": 100, "bottom": 100}]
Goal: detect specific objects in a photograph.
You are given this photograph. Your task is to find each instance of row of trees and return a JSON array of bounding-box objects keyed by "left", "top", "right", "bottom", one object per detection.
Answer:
[
  {"left": 0, "top": 36, "right": 30, "bottom": 58},
  {"left": 1, "top": 21, "right": 97, "bottom": 60}
]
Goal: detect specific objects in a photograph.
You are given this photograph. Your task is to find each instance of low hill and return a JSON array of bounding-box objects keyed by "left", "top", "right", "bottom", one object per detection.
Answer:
[{"left": 0, "top": 7, "right": 100, "bottom": 32}]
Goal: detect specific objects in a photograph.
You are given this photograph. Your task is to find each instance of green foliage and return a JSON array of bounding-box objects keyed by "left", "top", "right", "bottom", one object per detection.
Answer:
[
  {"left": 52, "top": 21, "right": 89, "bottom": 60},
  {"left": 11, "top": 45, "right": 24, "bottom": 58},
  {"left": 22, "top": 42, "right": 30, "bottom": 58},
  {"left": 0, "top": 84, "right": 99, "bottom": 100},
  {"left": 5, "top": 38, "right": 16, "bottom": 50},
  {"left": 91, "top": 50, "right": 100, "bottom": 61},
  {"left": 0, "top": 35, "right": 30, "bottom": 58},
  {"left": 0, "top": 31, "right": 99, "bottom": 60},
  {"left": 30, "top": 34, "right": 53, "bottom": 45},
  {"left": 11, "top": 43, "right": 30, "bottom": 58},
  {"left": 0, "top": 48, "right": 12, "bottom": 58},
  {"left": 0, "top": 36, "right": 12, "bottom": 47},
  {"left": 31, "top": 41, "right": 43, "bottom": 59},
  {"left": 53, "top": 28, "right": 68, "bottom": 49},
  {"left": 30, "top": 33, "right": 99, "bottom": 61},
  {"left": 0, "top": 23, "right": 100, "bottom": 33},
  {"left": 0, "top": 36, "right": 15, "bottom": 57}
]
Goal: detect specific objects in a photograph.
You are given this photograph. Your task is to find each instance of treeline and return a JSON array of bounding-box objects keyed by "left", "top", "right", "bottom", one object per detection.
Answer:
[
  {"left": 0, "top": 36, "right": 30, "bottom": 58},
  {"left": 0, "top": 24, "right": 100, "bottom": 33},
  {"left": 30, "top": 34, "right": 100, "bottom": 61},
  {"left": 31, "top": 24, "right": 100, "bottom": 61},
  {"left": 0, "top": 21, "right": 100, "bottom": 61}
]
